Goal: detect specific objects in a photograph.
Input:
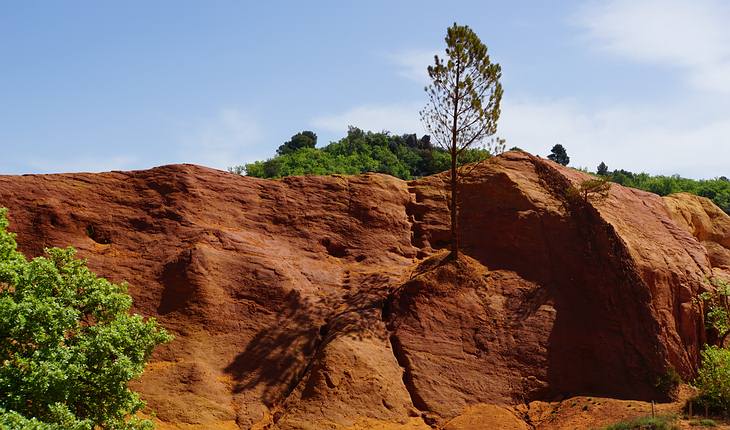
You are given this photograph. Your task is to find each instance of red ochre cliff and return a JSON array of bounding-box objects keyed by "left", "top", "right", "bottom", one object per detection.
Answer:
[{"left": 1, "top": 151, "right": 728, "bottom": 429}]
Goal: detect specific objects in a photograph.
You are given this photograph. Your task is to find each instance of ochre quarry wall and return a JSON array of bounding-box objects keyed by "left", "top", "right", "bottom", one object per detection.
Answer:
[{"left": 0, "top": 151, "right": 718, "bottom": 429}]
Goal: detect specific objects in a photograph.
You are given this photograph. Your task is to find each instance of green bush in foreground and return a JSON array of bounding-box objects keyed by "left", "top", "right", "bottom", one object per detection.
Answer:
[
  {"left": 601, "top": 414, "right": 678, "bottom": 430},
  {"left": 0, "top": 208, "right": 172, "bottom": 429},
  {"left": 694, "top": 345, "right": 730, "bottom": 415}
]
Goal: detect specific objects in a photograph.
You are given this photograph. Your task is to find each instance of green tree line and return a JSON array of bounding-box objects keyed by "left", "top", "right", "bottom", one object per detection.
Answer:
[
  {"left": 230, "top": 127, "right": 491, "bottom": 180},
  {"left": 600, "top": 168, "right": 730, "bottom": 214}
]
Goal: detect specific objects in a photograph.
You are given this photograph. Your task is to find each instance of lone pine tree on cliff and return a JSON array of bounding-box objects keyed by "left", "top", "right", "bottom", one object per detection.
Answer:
[{"left": 420, "top": 23, "right": 503, "bottom": 259}]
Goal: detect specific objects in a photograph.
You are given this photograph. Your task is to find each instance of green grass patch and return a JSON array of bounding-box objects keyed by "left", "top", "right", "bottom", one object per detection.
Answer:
[
  {"left": 689, "top": 418, "right": 718, "bottom": 427},
  {"left": 601, "top": 414, "right": 678, "bottom": 430}
]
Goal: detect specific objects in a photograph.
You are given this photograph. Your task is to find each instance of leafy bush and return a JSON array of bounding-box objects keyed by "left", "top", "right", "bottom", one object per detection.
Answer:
[
  {"left": 694, "top": 345, "right": 730, "bottom": 415},
  {"left": 655, "top": 367, "right": 682, "bottom": 398},
  {"left": 0, "top": 208, "right": 172, "bottom": 429},
  {"left": 232, "top": 127, "right": 491, "bottom": 180},
  {"left": 698, "top": 278, "right": 730, "bottom": 346},
  {"left": 277, "top": 130, "right": 317, "bottom": 155}
]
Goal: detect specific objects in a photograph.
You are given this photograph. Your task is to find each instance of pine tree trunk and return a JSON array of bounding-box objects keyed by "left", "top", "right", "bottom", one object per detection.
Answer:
[
  {"left": 450, "top": 148, "right": 458, "bottom": 260},
  {"left": 449, "top": 58, "right": 461, "bottom": 261}
]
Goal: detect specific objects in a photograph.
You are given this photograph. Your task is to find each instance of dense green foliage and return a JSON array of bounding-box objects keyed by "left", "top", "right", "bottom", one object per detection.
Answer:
[
  {"left": 235, "top": 127, "right": 491, "bottom": 180},
  {"left": 600, "top": 169, "right": 730, "bottom": 214},
  {"left": 699, "top": 279, "right": 730, "bottom": 346},
  {"left": 691, "top": 280, "right": 730, "bottom": 417},
  {"left": 695, "top": 345, "right": 730, "bottom": 415},
  {"left": 0, "top": 208, "right": 171, "bottom": 429},
  {"left": 548, "top": 144, "right": 570, "bottom": 166}
]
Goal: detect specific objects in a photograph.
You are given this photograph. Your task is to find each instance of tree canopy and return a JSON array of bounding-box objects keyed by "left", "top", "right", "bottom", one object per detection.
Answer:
[
  {"left": 276, "top": 131, "right": 317, "bottom": 155},
  {"left": 233, "top": 127, "right": 492, "bottom": 180},
  {"left": 0, "top": 208, "right": 171, "bottom": 429},
  {"left": 547, "top": 144, "right": 570, "bottom": 166},
  {"left": 597, "top": 162, "right": 609, "bottom": 176}
]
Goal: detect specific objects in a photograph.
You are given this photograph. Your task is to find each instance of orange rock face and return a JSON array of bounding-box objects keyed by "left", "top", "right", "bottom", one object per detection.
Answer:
[
  {"left": 0, "top": 152, "right": 720, "bottom": 429},
  {"left": 664, "top": 192, "right": 730, "bottom": 276}
]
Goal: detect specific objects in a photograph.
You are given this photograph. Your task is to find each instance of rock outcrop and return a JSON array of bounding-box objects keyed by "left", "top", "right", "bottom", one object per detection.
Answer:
[
  {"left": 664, "top": 192, "right": 730, "bottom": 276},
  {"left": 0, "top": 151, "right": 721, "bottom": 429}
]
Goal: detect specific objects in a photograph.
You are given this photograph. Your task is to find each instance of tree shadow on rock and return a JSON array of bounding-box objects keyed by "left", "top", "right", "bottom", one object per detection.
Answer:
[
  {"left": 224, "top": 290, "right": 321, "bottom": 406},
  {"left": 225, "top": 275, "right": 391, "bottom": 407}
]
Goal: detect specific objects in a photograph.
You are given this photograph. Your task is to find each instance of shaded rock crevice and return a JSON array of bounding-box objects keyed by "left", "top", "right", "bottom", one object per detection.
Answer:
[
  {"left": 381, "top": 279, "right": 440, "bottom": 427},
  {"left": 386, "top": 333, "right": 432, "bottom": 414}
]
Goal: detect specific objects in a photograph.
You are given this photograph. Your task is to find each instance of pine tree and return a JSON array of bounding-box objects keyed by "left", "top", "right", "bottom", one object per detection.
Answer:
[{"left": 420, "top": 23, "right": 503, "bottom": 259}]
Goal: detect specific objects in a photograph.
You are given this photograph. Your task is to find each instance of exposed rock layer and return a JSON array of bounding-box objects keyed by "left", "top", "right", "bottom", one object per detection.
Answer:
[{"left": 0, "top": 151, "right": 723, "bottom": 429}]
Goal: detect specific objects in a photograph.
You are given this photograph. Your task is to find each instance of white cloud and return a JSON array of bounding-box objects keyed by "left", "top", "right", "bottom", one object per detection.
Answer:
[
  {"left": 311, "top": 103, "right": 424, "bottom": 136},
  {"left": 178, "top": 109, "right": 263, "bottom": 169},
  {"left": 387, "top": 49, "right": 438, "bottom": 85},
  {"left": 310, "top": 96, "right": 729, "bottom": 178},
  {"left": 314, "top": 8, "right": 730, "bottom": 179},
  {"left": 576, "top": 0, "right": 730, "bottom": 93},
  {"left": 498, "top": 96, "right": 730, "bottom": 178}
]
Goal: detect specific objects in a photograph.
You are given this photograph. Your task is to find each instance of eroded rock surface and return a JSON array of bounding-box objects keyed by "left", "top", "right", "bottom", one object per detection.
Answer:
[
  {"left": 0, "top": 151, "right": 721, "bottom": 429},
  {"left": 665, "top": 192, "right": 730, "bottom": 275}
]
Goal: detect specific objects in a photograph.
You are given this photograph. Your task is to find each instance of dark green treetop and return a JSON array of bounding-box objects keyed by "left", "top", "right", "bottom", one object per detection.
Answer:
[
  {"left": 548, "top": 144, "right": 570, "bottom": 166},
  {"left": 276, "top": 131, "right": 317, "bottom": 155},
  {"left": 597, "top": 162, "right": 609, "bottom": 176}
]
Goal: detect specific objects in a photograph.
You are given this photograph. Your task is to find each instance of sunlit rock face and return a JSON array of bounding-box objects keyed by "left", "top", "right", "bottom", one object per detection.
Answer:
[{"left": 0, "top": 151, "right": 716, "bottom": 429}]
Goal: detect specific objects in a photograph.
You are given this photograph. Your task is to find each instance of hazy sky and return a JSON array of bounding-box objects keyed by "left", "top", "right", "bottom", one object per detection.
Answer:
[{"left": 2, "top": 0, "right": 729, "bottom": 177}]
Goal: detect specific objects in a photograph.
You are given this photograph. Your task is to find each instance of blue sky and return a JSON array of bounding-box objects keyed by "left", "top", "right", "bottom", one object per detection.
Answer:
[{"left": 1, "top": 0, "right": 728, "bottom": 177}]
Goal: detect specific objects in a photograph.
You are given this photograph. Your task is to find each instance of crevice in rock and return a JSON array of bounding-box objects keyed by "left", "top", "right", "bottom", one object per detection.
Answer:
[
  {"left": 517, "top": 401, "right": 537, "bottom": 430},
  {"left": 386, "top": 333, "right": 430, "bottom": 413},
  {"left": 405, "top": 183, "right": 426, "bottom": 250},
  {"left": 158, "top": 250, "right": 194, "bottom": 314},
  {"left": 85, "top": 223, "right": 112, "bottom": 244},
  {"left": 381, "top": 291, "right": 437, "bottom": 427}
]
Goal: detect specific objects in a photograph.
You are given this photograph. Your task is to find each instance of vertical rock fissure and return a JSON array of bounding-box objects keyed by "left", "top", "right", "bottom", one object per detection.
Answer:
[
  {"left": 405, "top": 182, "right": 424, "bottom": 250},
  {"left": 381, "top": 292, "right": 437, "bottom": 427},
  {"left": 387, "top": 333, "right": 430, "bottom": 413},
  {"left": 517, "top": 402, "right": 537, "bottom": 430}
]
